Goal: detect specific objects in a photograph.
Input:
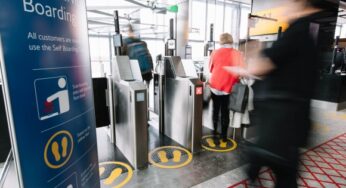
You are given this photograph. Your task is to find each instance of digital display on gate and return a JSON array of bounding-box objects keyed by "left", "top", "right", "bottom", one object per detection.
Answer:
[{"left": 196, "top": 87, "right": 203, "bottom": 95}]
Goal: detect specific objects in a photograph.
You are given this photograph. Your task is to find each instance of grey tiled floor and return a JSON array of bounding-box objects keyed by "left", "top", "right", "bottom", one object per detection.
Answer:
[
  {"left": 100, "top": 107, "right": 346, "bottom": 188},
  {"left": 2, "top": 107, "right": 344, "bottom": 188},
  {"left": 123, "top": 146, "right": 247, "bottom": 188},
  {"left": 193, "top": 107, "right": 346, "bottom": 188},
  {"left": 98, "top": 102, "right": 249, "bottom": 188}
]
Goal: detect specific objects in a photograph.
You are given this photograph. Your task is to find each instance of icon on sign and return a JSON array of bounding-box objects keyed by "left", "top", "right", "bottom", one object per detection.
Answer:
[
  {"left": 34, "top": 76, "right": 70, "bottom": 120},
  {"left": 44, "top": 130, "right": 74, "bottom": 169},
  {"left": 51, "top": 136, "right": 68, "bottom": 162}
]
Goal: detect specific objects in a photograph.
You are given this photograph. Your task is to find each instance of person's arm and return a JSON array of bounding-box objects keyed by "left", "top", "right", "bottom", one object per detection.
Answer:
[
  {"left": 47, "top": 91, "right": 61, "bottom": 102},
  {"left": 247, "top": 56, "right": 276, "bottom": 76},
  {"left": 224, "top": 55, "right": 275, "bottom": 79},
  {"left": 224, "top": 44, "right": 273, "bottom": 79},
  {"left": 225, "top": 25, "right": 301, "bottom": 78}
]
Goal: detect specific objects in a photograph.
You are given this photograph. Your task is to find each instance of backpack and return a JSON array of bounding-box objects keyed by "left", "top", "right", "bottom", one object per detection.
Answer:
[{"left": 124, "top": 38, "right": 153, "bottom": 74}]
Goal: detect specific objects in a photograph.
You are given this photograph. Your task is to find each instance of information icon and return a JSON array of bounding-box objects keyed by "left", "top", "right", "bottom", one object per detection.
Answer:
[{"left": 34, "top": 76, "right": 70, "bottom": 120}]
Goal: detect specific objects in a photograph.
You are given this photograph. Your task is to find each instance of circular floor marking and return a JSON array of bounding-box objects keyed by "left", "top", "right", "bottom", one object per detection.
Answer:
[
  {"left": 99, "top": 161, "right": 133, "bottom": 188},
  {"left": 201, "top": 135, "right": 237, "bottom": 152},
  {"left": 149, "top": 146, "right": 193, "bottom": 169}
]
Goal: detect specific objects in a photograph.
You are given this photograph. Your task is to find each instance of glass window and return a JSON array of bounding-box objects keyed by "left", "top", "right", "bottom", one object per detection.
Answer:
[
  {"left": 338, "top": 24, "right": 346, "bottom": 39},
  {"left": 240, "top": 6, "right": 251, "bottom": 39},
  {"left": 207, "top": 0, "right": 222, "bottom": 42},
  {"left": 214, "top": 1, "right": 225, "bottom": 39},
  {"left": 189, "top": 41, "right": 205, "bottom": 60},
  {"left": 145, "top": 39, "right": 165, "bottom": 61},
  {"left": 89, "top": 36, "right": 111, "bottom": 77},
  {"left": 224, "top": 5, "right": 236, "bottom": 38},
  {"left": 190, "top": 0, "right": 207, "bottom": 40},
  {"left": 335, "top": 25, "right": 341, "bottom": 38},
  {"left": 89, "top": 36, "right": 111, "bottom": 62}
]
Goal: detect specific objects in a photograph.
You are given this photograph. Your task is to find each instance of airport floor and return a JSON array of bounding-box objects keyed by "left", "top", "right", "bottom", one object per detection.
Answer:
[
  {"left": 1, "top": 107, "right": 345, "bottom": 188},
  {"left": 96, "top": 106, "right": 346, "bottom": 188},
  {"left": 193, "top": 108, "right": 346, "bottom": 188}
]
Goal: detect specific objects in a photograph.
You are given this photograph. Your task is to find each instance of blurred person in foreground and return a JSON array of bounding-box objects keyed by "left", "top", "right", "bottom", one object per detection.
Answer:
[
  {"left": 209, "top": 33, "right": 243, "bottom": 142},
  {"left": 122, "top": 24, "right": 153, "bottom": 86},
  {"left": 225, "top": 0, "right": 324, "bottom": 187}
]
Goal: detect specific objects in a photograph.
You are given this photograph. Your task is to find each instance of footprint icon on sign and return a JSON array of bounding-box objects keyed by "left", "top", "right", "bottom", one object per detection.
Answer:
[
  {"left": 44, "top": 130, "right": 74, "bottom": 169},
  {"left": 51, "top": 136, "right": 69, "bottom": 162},
  {"left": 52, "top": 142, "right": 60, "bottom": 161},
  {"left": 61, "top": 137, "right": 68, "bottom": 157}
]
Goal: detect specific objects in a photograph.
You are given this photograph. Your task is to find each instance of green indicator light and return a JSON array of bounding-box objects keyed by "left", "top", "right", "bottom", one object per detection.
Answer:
[{"left": 167, "top": 5, "right": 178, "bottom": 13}]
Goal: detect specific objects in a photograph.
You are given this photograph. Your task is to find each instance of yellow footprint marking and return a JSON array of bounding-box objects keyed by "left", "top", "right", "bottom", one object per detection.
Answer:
[
  {"left": 104, "top": 168, "right": 122, "bottom": 185},
  {"left": 172, "top": 150, "right": 182, "bottom": 162},
  {"left": 61, "top": 137, "right": 68, "bottom": 158},
  {"left": 220, "top": 140, "right": 227, "bottom": 148},
  {"left": 99, "top": 167, "right": 105, "bottom": 176},
  {"left": 158, "top": 151, "right": 169, "bottom": 163},
  {"left": 336, "top": 114, "right": 346, "bottom": 120},
  {"left": 51, "top": 141, "right": 60, "bottom": 161},
  {"left": 206, "top": 138, "right": 216, "bottom": 148},
  {"left": 327, "top": 113, "right": 346, "bottom": 120}
]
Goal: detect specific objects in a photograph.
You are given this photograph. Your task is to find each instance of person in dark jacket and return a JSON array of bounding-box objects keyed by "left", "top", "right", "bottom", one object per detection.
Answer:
[
  {"left": 225, "top": 0, "right": 324, "bottom": 187},
  {"left": 122, "top": 24, "right": 153, "bottom": 86}
]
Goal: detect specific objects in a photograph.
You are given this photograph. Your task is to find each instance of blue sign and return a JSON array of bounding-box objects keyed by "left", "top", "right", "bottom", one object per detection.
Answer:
[{"left": 0, "top": 0, "right": 100, "bottom": 187}]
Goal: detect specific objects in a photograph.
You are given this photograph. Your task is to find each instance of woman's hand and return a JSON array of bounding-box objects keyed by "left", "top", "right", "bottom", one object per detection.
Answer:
[{"left": 223, "top": 66, "right": 261, "bottom": 80}]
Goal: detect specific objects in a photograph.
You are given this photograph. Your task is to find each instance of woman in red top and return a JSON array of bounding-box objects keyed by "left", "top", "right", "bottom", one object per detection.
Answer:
[{"left": 209, "top": 33, "right": 243, "bottom": 141}]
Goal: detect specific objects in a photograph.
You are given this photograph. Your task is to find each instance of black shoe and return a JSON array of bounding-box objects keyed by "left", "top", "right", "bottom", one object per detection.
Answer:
[
  {"left": 213, "top": 130, "right": 218, "bottom": 137},
  {"left": 221, "top": 135, "right": 228, "bottom": 142},
  {"left": 213, "top": 137, "right": 220, "bottom": 145}
]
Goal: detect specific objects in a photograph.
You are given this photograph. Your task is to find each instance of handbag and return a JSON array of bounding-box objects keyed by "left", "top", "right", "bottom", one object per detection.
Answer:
[{"left": 229, "top": 83, "right": 249, "bottom": 113}]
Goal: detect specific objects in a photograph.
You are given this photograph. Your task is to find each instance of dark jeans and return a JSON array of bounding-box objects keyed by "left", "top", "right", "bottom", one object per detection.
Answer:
[
  {"left": 247, "top": 147, "right": 299, "bottom": 188},
  {"left": 247, "top": 99, "right": 311, "bottom": 188},
  {"left": 211, "top": 93, "right": 230, "bottom": 138}
]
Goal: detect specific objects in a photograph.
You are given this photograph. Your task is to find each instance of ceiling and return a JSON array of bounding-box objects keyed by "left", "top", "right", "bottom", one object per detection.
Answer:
[
  {"left": 86, "top": 0, "right": 184, "bottom": 35},
  {"left": 86, "top": 0, "right": 251, "bottom": 35}
]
